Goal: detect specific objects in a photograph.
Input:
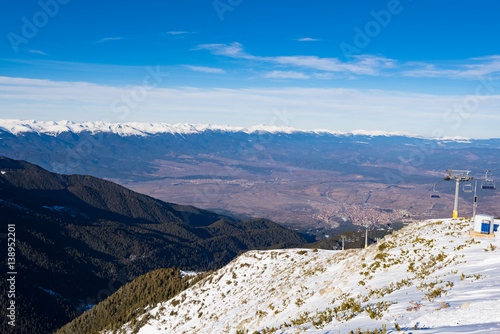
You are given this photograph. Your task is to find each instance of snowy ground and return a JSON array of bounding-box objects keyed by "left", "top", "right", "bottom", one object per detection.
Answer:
[{"left": 120, "top": 218, "right": 500, "bottom": 334}]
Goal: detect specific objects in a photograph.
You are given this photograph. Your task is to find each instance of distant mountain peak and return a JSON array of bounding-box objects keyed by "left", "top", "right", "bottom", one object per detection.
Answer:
[{"left": 0, "top": 119, "right": 471, "bottom": 141}]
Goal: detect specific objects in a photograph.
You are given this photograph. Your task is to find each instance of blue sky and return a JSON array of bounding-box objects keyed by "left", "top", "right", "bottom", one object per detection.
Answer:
[{"left": 1, "top": 0, "right": 500, "bottom": 138}]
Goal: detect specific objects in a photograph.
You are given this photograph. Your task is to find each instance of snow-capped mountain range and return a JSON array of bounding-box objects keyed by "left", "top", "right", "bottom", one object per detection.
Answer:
[
  {"left": 1, "top": 118, "right": 499, "bottom": 224},
  {"left": 118, "top": 218, "right": 500, "bottom": 334},
  {"left": 0, "top": 119, "right": 470, "bottom": 140}
]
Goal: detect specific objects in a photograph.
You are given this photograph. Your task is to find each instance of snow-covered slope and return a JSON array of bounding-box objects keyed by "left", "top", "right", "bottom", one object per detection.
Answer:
[
  {"left": 0, "top": 119, "right": 470, "bottom": 140},
  {"left": 121, "top": 218, "right": 500, "bottom": 334}
]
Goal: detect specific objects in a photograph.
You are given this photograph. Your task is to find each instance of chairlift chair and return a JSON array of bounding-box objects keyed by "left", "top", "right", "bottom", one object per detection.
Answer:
[
  {"left": 430, "top": 184, "right": 440, "bottom": 198},
  {"left": 482, "top": 181, "right": 496, "bottom": 190},
  {"left": 481, "top": 170, "right": 496, "bottom": 190},
  {"left": 463, "top": 182, "right": 473, "bottom": 193}
]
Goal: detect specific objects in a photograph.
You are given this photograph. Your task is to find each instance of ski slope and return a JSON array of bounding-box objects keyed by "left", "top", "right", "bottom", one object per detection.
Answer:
[{"left": 120, "top": 218, "right": 500, "bottom": 334}]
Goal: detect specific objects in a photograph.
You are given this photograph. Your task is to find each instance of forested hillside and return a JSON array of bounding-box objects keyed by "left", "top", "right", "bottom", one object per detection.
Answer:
[
  {"left": 0, "top": 157, "right": 307, "bottom": 333},
  {"left": 56, "top": 268, "right": 208, "bottom": 334}
]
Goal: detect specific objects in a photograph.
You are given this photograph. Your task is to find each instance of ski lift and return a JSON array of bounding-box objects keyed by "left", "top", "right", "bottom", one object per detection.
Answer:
[
  {"left": 430, "top": 184, "right": 440, "bottom": 198},
  {"left": 463, "top": 182, "right": 473, "bottom": 193},
  {"left": 481, "top": 170, "right": 496, "bottom": 190}
]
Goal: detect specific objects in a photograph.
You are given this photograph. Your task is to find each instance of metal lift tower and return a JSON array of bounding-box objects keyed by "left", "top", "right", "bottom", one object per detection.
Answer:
[{"left": 444, "top": 170, "right": 473, "bottom": 218}]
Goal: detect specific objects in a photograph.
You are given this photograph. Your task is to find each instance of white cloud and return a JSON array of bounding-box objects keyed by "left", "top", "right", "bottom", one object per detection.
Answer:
[
  {"left": 184, "top": 65, "right": 226, "bottom": 74},
  {"left": 402, "top": 56, "right": 500, "bottom": 79},
  {"left": 262, "top": 71, "right": 310, "bottom": 79},
  {"left": 195, "top": 42, "right": 252, "bottom": 59},
  {"left": 269, "top": 55, "right": 395, "bottom": 76},
  {"left": 166, "top": 31, "right": 193, "bottom": 35},
  {"left": 0, "top": 76, "right": 94, "bottom": 87},
  {"left": 196, "top": 42, "right": 500, "bottom": 80},
  {"left": 28, "top": 50, "right": 48, "bottom": 56},
  {"left": 312, "top": 73, "right": 335, "bottom": 79},
  {"left": 98, "top": 37, "right": 124, "bottom": 43},
  {"left": 3, "top": 59, "right": 147, "bottom": 75},
  {"left": 196, "top": 42, "right": 396, "bottom": 76},
  {"left": 297, "top": 38, "right": 320, "bottom": 42}
]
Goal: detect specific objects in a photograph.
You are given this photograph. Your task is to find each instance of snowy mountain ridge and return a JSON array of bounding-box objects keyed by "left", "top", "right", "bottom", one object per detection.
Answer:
[
  {"left": 119, "top": 218, "right": 500, "bottom": 334},
  {"left": 0, "top": 119, "right": 471, "bottom": 141}
]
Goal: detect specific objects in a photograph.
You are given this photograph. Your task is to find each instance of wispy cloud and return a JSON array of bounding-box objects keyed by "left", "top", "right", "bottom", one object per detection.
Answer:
[
  {"left": 166, "top": 31, "right": 193, "bottom": 35},
  {"left": 297, "top": 38, "right": 320, "bottom": 42},
  {"left": 195, "top": 42, "right": 252, "bottom": 59},
  {"left": 0, "top": 59, "right": 158, "bottom": 81},
  {"left": 0, "top": 76, "right": 65, "bottom": 86},
  {"left": 28, "top": 50, "right": 48, "bottom": 56},
  {"left": 196, "top": 42, "right": 395, "bottom": 77},
  {"left": 270, "top": 54, "right": 395, "bottom": 76},
  {"left": 402, "top": 56, "right": 500, "bottom": 79},
  {"left": 98, "top": 37, "right": 124, "bottom": 43},
  {"left": 184, "top": 65, "right": 226, "bottom": 74},
  {"left": 196, "top": 42, "right": 500, "bottom": 80},
  {"left": 262, "top": 71, "right": 310, "bottom": 79},
  {"left": 312, "top": 73, "right": 335, "bottom": 80}
]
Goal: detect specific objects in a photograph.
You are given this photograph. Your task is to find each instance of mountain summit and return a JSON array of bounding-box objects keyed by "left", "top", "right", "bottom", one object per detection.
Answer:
[{"left": 0, "top": 119, "right": 468, "bottom": 139}]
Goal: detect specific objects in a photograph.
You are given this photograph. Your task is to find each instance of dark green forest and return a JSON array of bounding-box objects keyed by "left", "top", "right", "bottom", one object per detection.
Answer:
[
  {"left": 56, "top": 268, "right": 208, "bottom": 334},
  {"left": 0, "top": 157, "right": 307, "bottom": 333}
]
